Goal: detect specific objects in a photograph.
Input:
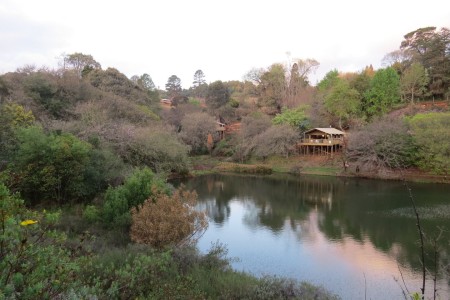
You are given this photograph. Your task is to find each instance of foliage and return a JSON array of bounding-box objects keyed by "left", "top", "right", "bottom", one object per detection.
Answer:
[
  {"left": 400, "top": 62, "right": 429, "bottom": 103},
  {"left": 272, "top": 106, "right": 310, "bottom": 132},
  {"left": 102, "top": 167, "right": 167, "bottom": 228},
  {"left": 130, "top": 186, "right": 208, "bottom": 249},
  {"left": 346, "top": 116, "right": 418, "bottom": 172},
  {"left": 212, "top": 138, "right": 235, "bottom": 157},
  {"left": 23, "top": 72, "right": 65, "bottom": 117},
  {"left": 240, "top": 113, "right": 272, "bottom": 138},
  {"left": 400, "top": 27, "right": 450, "bottom": 99},
  {"left": 161, "top": 102, "right": 203, "bottom": 132},
  {"left": 165, "top": 75, "right": 182, "bottom": 98},
  {"left": 349, "top": 66, "right": 374, "bottom": 96},
  {"left": 317, "top": 69, "right": 339, "bottom": 92},
  {"left": 234, "top": 113, "right": 272, "bottom": 161},
  {"left": 193, "top": 69, "right": 206, "bottom": 87},
  {"left": 82, "top": 146, "right": 128, "bottom": 198},
  {"left": 0, "top": 183, "right": 93, "bottom": 299},
  {"left": 253, "top": 124, "right": 299, "bottom": 159},
  {"left": 0, "top": 76, "right": 9, "bottom": 102},
  {"left": 180, "top": 112, "right": 217, "bottom": 154},
  {"left": 252, "top": 276, "right": 338, "bottom": 300},
  {"left": 64, "top": 52, "right": 101, "bottom": 78},
  {"left": 138, "top": 73, "right": 156, "bottom": 90},
  {"left": 363, "top": 67, "right": 401, "bottom": 118},
  {"left": 0, "top": 103, "right": 35, "bottom": 161},
  {"left": 121, "top": 126, "right": 190, "bottom": 174},
  {"left": 82, "top": 246, "right": 204, "bottom": 299},
  {"left": 215, "top": 162, "right": 273, "bottom": 174},
  {"left": 87, "top": 68, "right": 154, "bottom": 105},
  {"left": 285, "top": 60, "right": 316, "bottom": 108},
  {"left": 258, "top": 64, "right": 286, "bottom": 112},
  {"left": 206, "top": 80, "right": 230, "bottom": 109},
  {"left": 324, "top": 79, "right": 361, "bottom": 129},
  {"left": 13, "top": 126, "right": 92, "bottom": 204},
  {"left": 408, "top": 112, "right": 450, "bottom": 174}
]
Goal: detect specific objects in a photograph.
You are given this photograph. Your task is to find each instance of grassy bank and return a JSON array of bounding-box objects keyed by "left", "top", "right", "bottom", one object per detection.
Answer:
[{"left": 190, "top": 155, "right": 449, "bottom": 184}]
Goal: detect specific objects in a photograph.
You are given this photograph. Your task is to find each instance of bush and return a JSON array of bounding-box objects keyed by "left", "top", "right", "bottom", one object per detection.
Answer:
[
  {"left": 253, "top": 124, "right": 299, "bottom": 159},
  {"left": 347, "top": 116, "right": 418, "bottom": 172},
  {"left": 83, "top": 205, "right": 100, "bottom": 223},
  {"left": 101, "top": 167, "right": 167, "bottom": 228},
  {"left": 124, "top": 126, "right": 191, "bottom": 174},
  {"left": 180, "top": 112, "right": 217, "bottom": 154},
  {"left": 0, "top": 183, "right": 94, "bottom": 299},
  {"left": 408, "top": 112, "right": 450, "bottom": 175},
  {"left": 0, "top": 103, "right": 35, "bottom": 162},
  {"left": 130, "top": 186, "right": 208, "bottom": 249},
  {"left": 13, "top": 126, "right": 92, "bottom": 204}
]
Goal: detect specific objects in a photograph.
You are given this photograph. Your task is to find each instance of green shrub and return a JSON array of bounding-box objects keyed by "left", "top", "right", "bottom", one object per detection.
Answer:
[
  {"left": 83, "top": 205, "right": 100, "bottom": 223},
  {"left": 408, "top": 112, "right": 450, "bottom": 175},
  {"left": 101, "top": 167, "right": 168, "bottom": 228},
  {"left": 213, "top": 139, "right": 235, "bottom": 157},
  {"left": 13, "top": 126, "right": 92, "bottom": 204},
  {"left": 0, "top": 183, "right": 95, "bottom": 299}
]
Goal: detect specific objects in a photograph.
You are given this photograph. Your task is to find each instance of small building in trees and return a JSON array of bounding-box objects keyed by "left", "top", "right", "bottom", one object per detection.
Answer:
[
  {"left": 216, "top": 121, "right": 226, "bottom": 140},
  {"left": 298, "top": 128, "right": 345, "bottom": 155}
]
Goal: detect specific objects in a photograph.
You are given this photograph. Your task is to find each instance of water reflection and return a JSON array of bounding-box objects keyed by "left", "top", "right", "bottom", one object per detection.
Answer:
[{"left": 177, "top": 174, "right": 450, "bottom": 299}]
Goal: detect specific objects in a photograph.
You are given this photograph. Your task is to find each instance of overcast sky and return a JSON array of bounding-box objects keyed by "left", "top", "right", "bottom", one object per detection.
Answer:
[{"left": 1, "top": 0, "right": 449, "bottom": 88}]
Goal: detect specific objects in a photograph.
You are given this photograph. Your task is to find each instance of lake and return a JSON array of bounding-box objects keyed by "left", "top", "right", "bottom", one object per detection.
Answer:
[{"left": 177, "top": 173, "right": 450, "bottom": 299}]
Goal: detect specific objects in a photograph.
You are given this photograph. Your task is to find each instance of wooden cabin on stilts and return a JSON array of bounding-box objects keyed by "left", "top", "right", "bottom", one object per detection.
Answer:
[{"left": 298, "top": 128, "right": 345, "bottom": 156}]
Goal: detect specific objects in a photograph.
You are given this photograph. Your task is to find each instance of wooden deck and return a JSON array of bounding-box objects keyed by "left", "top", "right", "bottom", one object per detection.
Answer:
[{"left": 297, "top": 138, "right": 343, "bottom": 156}]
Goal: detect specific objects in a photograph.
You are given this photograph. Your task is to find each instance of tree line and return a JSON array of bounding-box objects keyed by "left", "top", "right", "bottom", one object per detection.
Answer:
[{"left": 0, "top": 27, "right": 448, "bottom": 207}]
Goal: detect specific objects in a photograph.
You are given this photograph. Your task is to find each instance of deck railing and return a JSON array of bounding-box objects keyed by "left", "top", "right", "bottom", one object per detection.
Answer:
[{"left": 300, "top": 138, "right": 343, "bottom": 145}]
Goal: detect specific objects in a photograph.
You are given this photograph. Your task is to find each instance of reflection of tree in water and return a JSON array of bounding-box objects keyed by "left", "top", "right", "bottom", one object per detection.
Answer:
[
  {"left": 179, "top": 174, "right": 450, "bottom": 278},
  {"left": 314, "top": 178, "right": 450, "bottom": 276},
  {"left": 177, "top": 174, "right": 234, "bottom": 225},
  {"left": 182, "top": 174, "right": 340, "bottom": 232}
]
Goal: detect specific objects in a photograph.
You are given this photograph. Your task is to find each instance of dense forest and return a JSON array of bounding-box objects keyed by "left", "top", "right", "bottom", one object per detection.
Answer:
[{"left": 0, "top": 26, "right": 449, "bottom": 298}]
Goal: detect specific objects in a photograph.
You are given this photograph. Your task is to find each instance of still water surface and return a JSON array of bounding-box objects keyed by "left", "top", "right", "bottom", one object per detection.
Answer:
[{"left": 178, "top": 174, "right": 450, "bottom": 299}]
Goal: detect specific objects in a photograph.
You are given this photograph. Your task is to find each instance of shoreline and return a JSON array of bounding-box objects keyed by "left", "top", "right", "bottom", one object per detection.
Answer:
[{"left": 189, "top": 155, "right": 449, "bottom": 184}]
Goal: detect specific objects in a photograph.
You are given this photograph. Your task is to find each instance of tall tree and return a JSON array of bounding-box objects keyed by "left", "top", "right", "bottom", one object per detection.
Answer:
[
  {"left": 324, "top": 79, "right": 361, "bottom": 129},
  {"left": 139, "top": 73, "right": 155, "bottom": 91},
  {"left": 179, "top": 112, "right": 217, "bottom": 154},
  {"left": 193, "top": 69, "right": 206, "bottom": 87},
  {"left": 317, "top": 69, "right": 339, "bottom": 92},
  {"left": 63, "top": 52, "right": 101, "bottom": 77},
  {"left": 349, "top": 67, "right": 373, "bottom": 96},
  {"left": 165, "top": 75, "right": 182, "bottom": 98},
  {"left": 400, "top": 27, "right": 450, "bottom": 99},
  {"left": 363, "top": 67, "right": 400, "bottom": 118},
  {"left": 286, "top": 63, "right": 307, "bottom": 107},
  {"left": 292, "top": 58, "right": 319, "bottom": 85},
  {"left": 400, "top": 62, "right": 429, "bottom": 103},
  {"left": 258, "top": 64, "right": 286, "bottom": 114},
  {"left": 206, "top": 80, "right": 230, "bottom": 109}
]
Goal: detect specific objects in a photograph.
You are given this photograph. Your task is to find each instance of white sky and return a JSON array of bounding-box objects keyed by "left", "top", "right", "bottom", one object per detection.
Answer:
[{"left": 1, "top": 0, "right": 449, "bottom": 89}]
